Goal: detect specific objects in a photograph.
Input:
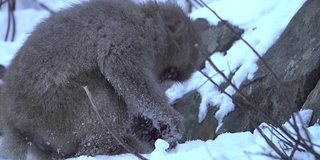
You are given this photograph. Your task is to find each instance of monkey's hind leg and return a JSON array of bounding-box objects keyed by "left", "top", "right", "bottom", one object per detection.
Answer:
[{"left": 1, "top": 128, "right": 29, "bottom": 159}]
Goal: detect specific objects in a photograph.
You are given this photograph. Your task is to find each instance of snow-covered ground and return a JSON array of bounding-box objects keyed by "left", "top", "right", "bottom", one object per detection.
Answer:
[{"left": 1, "top": 0, "right": 319, "bottom": 159}]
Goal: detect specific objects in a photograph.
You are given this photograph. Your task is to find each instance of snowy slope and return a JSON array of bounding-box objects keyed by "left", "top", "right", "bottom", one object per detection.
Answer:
[{"left": 1, "top": 0, "right": 319, "bottom": 160}]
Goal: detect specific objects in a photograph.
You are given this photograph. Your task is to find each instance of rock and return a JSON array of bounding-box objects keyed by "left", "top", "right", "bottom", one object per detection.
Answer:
[
  {"left": 217, "top": 0, "right": 320, "bottom": 133},
  {"left": 174, "top": 92, "right": 218, "bottom": 142},
  {"left": 302, "top": 80, "right": 320, "bottom": 125},
  {"left": 200, "top": 20, "right": 244, "bottom": 53},
  {"left": 173, "top": 20, "right": 243, "bottom": 141}
]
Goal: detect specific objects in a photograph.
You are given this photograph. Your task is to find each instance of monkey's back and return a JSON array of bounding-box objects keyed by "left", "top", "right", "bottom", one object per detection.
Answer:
[
  {"left": 0, "top": 0, "right": 159, "bottom": 158},
  {"left": 6, "top": 0, "right": 157, "bottom": 94}
]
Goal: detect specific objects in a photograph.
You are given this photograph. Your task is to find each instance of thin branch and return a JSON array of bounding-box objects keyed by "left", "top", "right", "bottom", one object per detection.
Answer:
[
  {"left": 193, "top": 43, "right": 320, "bottom": 158},
  {"left": 257, "top": 126, "right": 289, "bottom": 159},
  {"left": 33, "top": 0, "right": 54, "bottom": 14},
  {"left": 10, "top": 0, "right": 15, "bottom": 41},
  {"left": 195, "top": 43, "right": 281, "bottom": 126},
  {"left": 194, "top": 1, "right": 320, "bottom": 157},
  {"left": 0, "top": 0, "right": 9, "bottom": 8},
  {"left": 197, "top": 0, "right": 293, "bottom": 115},
  {"left": 190, "top": 60, "right": 289, "bottom": 159},
  {"left": 4, "top": 0, "right": 15, "bottom": 41}
]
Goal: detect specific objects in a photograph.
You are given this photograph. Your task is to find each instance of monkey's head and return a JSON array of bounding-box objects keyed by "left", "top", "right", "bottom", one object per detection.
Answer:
[{"left": 142, "top": 2, "right": 208, "bottom": 88}]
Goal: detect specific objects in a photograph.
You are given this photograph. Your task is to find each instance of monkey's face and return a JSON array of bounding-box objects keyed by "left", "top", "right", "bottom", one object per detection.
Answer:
[
  {"left": 156, "top": 19, "right": 204, "bottom": 87},
  {"left": 156, "top": 4, "right": 207, "bottom": 84}
]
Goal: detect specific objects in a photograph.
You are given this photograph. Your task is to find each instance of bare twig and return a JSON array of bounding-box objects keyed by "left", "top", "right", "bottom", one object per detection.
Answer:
[
  {"left": 4, "top": 0, "right": 15, "bottom": 41},
  {"left": 195, "top": 5, "right": 315, "bottom": 150},
  {"left": 190, "top": 59, "right": 289, "bottom": 159},
  {"left": 195, "top": 1, "right": 320, "bottom": 158},
  {"left": 197, "top": 0, "right": 293, "bottom": 113},
  {"left": 33, "top": 0, "right": 54, "bottom": 14},
  {"left": 193, "top": 43, "right": 320, "bottom": 158},
  {"left": 0, "top": 0, "right": 8, "bottom": 9}
]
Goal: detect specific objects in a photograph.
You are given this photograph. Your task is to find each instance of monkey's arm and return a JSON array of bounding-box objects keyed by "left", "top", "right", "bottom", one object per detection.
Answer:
[
  {"left": 97, "top": 41, "right": 184, "bottom": 143},
  {"left": 98, "top": 47, "right": 170, "bottom": 117}
]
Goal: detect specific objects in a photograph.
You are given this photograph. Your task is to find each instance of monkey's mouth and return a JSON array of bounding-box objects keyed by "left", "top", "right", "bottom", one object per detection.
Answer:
[
  {"left": 159, "top": 67, "right": 180, "bottom": 82},
  {"left": 132, "top": 116, "right": 162, "bottom": 144},
  {"left": 131, "top": 116, "right": 177, "bottom": 149}
]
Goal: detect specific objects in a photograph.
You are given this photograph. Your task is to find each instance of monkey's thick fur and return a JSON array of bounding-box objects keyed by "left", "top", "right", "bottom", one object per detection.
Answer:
[{"left": 0, "top": 0, "right": 205, "bottom": 159}]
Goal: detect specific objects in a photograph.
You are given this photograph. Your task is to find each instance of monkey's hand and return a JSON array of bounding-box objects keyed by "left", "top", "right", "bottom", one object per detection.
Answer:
[{"left": 150, "top": 107, "right": 185, "bottom": 147}]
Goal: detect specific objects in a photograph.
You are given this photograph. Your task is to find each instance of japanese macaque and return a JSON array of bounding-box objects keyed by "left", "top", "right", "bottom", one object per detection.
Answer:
[{"left": 0, "top": 0, "right": 206, "bottom": 159}]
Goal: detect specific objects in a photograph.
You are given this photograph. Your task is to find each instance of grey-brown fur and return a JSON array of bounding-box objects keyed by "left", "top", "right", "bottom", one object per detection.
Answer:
[{"left": 0, "top": 0, "right": 205, "bottom": 159}]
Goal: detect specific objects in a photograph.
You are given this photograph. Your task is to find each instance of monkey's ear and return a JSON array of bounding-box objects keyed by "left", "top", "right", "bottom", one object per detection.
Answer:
[{"left": 193, "top": 18, "right": 210, "bottom": 31}]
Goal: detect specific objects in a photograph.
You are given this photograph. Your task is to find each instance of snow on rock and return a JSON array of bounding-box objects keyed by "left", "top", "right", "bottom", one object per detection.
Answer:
[
  {"left": 250, "top": 110, "right": 319, "bottom": 160},
  {"left": 167, "top": 0, "right": 307, "bottom": 124}
]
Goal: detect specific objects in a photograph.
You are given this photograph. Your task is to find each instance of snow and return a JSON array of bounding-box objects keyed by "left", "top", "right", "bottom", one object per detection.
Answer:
[
  {"left": 63, "top": 110, "right": 319, "bottom": 160},
  {"left": 167, "top": 0, "right": 307, "bottom": 123},
  {"left": 1, "top": 0, "right": 319, "bottom": 160}
]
